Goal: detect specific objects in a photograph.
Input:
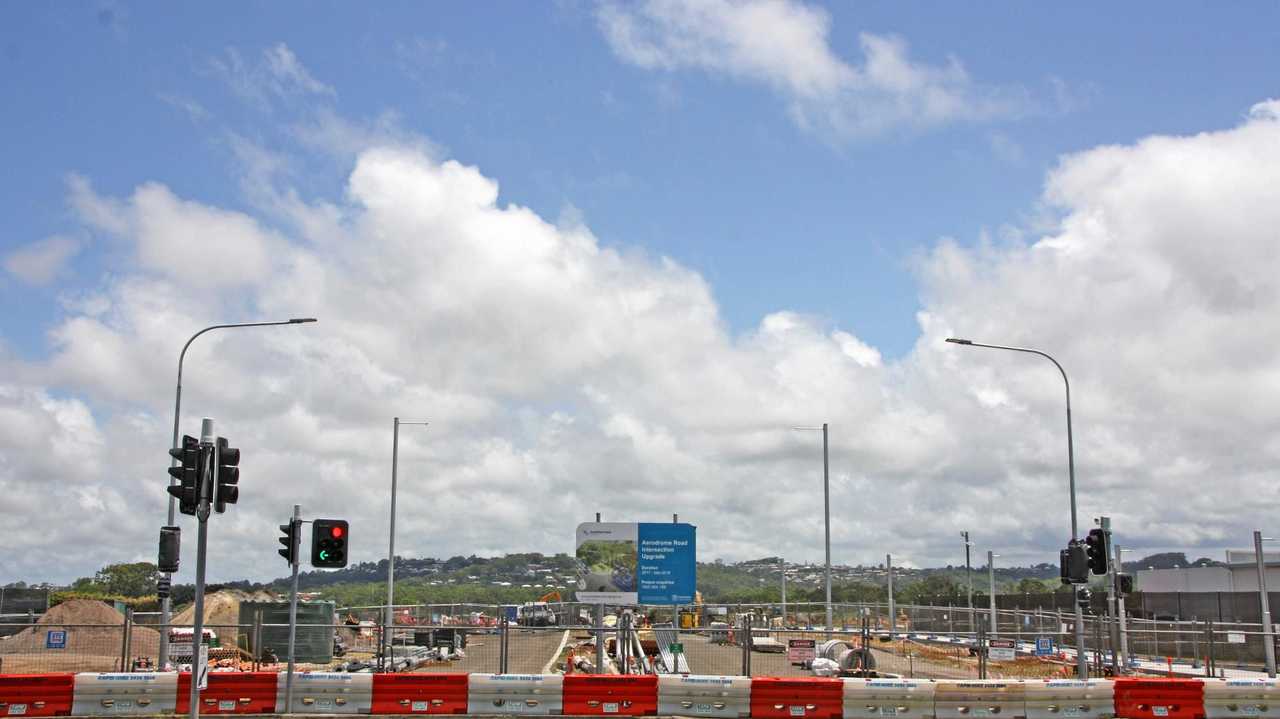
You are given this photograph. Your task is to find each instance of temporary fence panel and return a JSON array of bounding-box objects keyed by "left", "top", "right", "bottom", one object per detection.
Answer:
[
  {"left": 176, "top": 672, "right": 278, "bottom": 714},
  {"left": 933, "top": 680, "right": 1026, "bottom": 719},
  {"left": 748, "top": 677, "right": 844, "bottom": 719},
  {"left": 371, "top": 672, "right": 467, "bottom": 714},
  {"left": 466, "top": 674, "right": 562, "bottom": 715},
  {"left": 840, "top": 678, "right": 936, "bottom": 719},
  {"left": 656, "top": 675, "right": 751, "bottom": 718},
  {"left": 1202, "top": 678, "right": 1280, "bottom": 719},
  {"left": 562, "top": 674, "right": 658, "bottom": 716},
  {"left": 71, "top": 673, "right": 177, "bottom": 716},
  {"left": 274, "top": 672, "right": 372, "bottom": 714},
  {"left": 1113, "top": 678, "right": 1205, "bottom": 719},
  {"left": 1023, "top": 679, "right": 1115, "bottom": 719},
  {"left": 239, "top": 603, "right": 336, "bottom": 664},
  {"left": 0, "top": 674, "right": 74, "bottom": 717}
]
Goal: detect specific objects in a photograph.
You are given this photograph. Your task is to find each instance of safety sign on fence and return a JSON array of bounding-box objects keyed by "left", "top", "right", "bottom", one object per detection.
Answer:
[
  {"left": 988, "top": 638, "right": 1016, "bottom": 661},
  {"left": 786, "top": 639, "right": 816, "bottom": 664}
]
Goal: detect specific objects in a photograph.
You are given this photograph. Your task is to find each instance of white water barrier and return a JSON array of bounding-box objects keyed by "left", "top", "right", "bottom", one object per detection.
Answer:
[
  {"left": 72, "top": 673, "right": 177, "bottom": 716},
  {"left": 467, "top": 674, "right": 563, "bottom": 716},
  {"left": 658, "top": 675, "right": 752, "bottom": 718}
]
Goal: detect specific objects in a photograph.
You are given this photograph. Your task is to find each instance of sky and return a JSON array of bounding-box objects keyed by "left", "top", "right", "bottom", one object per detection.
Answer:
[{"left": 2, "top": 1, "right": 1279, "bottom": 584}]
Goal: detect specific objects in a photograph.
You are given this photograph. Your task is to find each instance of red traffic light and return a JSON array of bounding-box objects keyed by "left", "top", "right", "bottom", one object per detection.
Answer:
[{"left": 330, "top": 525, "right": 344, "bottom": 539}]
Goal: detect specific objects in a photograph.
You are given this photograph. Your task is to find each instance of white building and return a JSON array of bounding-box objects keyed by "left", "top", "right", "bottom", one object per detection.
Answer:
[{"left": 1137, "top": 550, "right": 1280, "bottom": 592}]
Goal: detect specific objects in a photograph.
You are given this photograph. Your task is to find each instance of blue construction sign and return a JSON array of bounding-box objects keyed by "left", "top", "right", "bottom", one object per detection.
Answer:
[
  {"left": 576, "top": 521, "right": 696, "bottom": 604},
  {"left": 1034, "top": 636, "right": 1054, "bottom": 656},
  {"left": 46, "top": 630, "right": 67, "bottom": 649}
]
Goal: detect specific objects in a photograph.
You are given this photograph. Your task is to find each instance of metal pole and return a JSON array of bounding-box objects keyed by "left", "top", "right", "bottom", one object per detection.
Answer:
[
  {"left": 1117, "top": 544, "right": 1130, "bottom": 671},
  {"left": 780, "top": 559, "right": 787, "bottom": 628},
  {"left": 988, "top": 551, "right": 997, "bottom": 635},
  {"left": 386, "top": 417, "right": 399, "bottom": 666},
  {"left": 945, "top": 338, "right": 1087, "bottom": 678},
  {"left": 1256, "top": 530, "right": 1277, "bottom": 677},
  {"left": 886, "top": 554, "right": 895, "bottom": 634},
  {"left": 964, "top": 532, "right": 974, "bottom": 637},
  {"left": 1102, "top": 517, "right": 1120, "bottom": 671},
  {"left": 284, "top": 505, "right": 301, "bottom": 710},
  {"left": 823, "top": 423, "right": 832, "bottom": 635},
  {"left": 161, "top": 318, "right": 315, "bottom": 668},
  {"left": 187, "top": 418, "right": 215, "bottom": 719}
]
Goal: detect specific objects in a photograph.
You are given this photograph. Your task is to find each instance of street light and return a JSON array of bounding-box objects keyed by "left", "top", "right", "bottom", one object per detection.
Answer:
[
  {"left": 159, "top": 317, "right": 317, "bottom": 668},
  {"left": 988, "top": 552, "right": 1001, "bottom": 635},
  {"left": 962, "top": 531, "right": 975, "bottom": 635},
  {"left": 945, "top": 336, "right": 1088, "bottom": 679},
  {"left": 386, "top": 418, "right": 429, "bottom": 668},
  {"left": 1255, "top": 531, "right": 1277, "bottom": 677},
  {"left": 793, "top": 423, "right": 832, "bottom": 634}
]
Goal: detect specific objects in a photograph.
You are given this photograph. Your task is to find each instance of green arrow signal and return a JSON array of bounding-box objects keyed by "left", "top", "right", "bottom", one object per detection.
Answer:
[{"left": 319, "top": 550, "right": 330, "bottom": 560}]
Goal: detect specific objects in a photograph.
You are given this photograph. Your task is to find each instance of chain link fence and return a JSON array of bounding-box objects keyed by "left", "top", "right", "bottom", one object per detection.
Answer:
[{"left": 4, "top": 599, "right": 1276, "bottom": 678}]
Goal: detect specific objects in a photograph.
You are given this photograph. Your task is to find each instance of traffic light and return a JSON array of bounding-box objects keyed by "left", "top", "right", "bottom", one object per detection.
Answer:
[
  {"left": 156, "top": 576, "right": 171, "bottom": 600},
  {"left": 213, "top": 436, "right": 240, "bottom": 513},
  {"left": 1060, "top": 542, "right": 1089, "bottom": 584},
  {"left": 311, "top": 519, "right": 349, "bottom": 568},
  {"left": 157, "top": 525, "right": 181, "bottom": 574},
  {"left": 278, "top": 519, "right": 301, "bottom": 566},
  {"left": 1075, "top": 585, "right": 1092, "bottom": 608},
  {"left": 1118, "top": 574, "right": 1134, "bottom": 595},
  {"left": 167, "top": 435, "right": 200, "bottom": 515},
  {"left": 1085, "top": 528, "right": 1109, "bottom": 575}
]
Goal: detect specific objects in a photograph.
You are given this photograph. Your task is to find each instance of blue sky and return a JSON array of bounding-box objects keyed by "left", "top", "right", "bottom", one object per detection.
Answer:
[
  {"left": 5, "top": 2, "right": 1275, "bottom": 361},
  {"left": 4, "top": 2, "right": 1280, "bottom": 581}
]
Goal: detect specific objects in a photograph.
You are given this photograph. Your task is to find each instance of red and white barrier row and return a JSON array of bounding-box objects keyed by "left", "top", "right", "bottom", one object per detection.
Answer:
[{"left": 1, "top": 672, "right": 1276, "bottom": 718}]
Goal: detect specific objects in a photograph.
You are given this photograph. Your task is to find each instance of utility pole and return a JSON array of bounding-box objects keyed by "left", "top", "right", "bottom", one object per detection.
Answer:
[
  {"left": 1116, "top": 544, "right": 1131, "bottom": 671},
  {"left": 886, "top": 554, "right": 895, "bottom": 634},
  {"left": 1256, "top": 530, "right": 1277, "bottom": 677},
  {"left": 284, "top": 505, "right": 301, "bottom": 710},
  {"left": 988, "top": 551, "right": 998, "bottom": 635},
  {"left": 822, "top": 423, "right": 831, "bottom": 635},
  {"left": 963, "top": 532, "right": 974, "bottom": 637},
  {"left": 780, "top": 558, "right": 787, "bottom": 628}
]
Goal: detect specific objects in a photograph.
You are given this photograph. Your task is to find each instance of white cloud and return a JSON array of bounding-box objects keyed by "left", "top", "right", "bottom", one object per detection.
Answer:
[
  {"left": 4, "top": 235, "right": 81, "bottom": 285},
  {"left": 210, "top": 43, "right": 334, "bottom": 110},
  {"left": 597, "top": 0, "right": 1026, "bottom": 139},
  {"left": 5, "top": 102, "right": 1280, "bottom": 583}
]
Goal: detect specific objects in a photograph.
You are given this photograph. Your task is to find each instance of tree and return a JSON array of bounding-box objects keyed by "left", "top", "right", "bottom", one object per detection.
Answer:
[
  {"left": 898, "top": 574, "right": 961, "bottom": 604},
  {"left": 91, "top": 562, "right": 158, "bottom": 597}
]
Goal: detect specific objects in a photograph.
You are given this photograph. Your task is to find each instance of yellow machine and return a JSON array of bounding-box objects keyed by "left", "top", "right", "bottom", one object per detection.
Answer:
[{"left": 678, "top": 592, "right": 704, "bottom": 628}]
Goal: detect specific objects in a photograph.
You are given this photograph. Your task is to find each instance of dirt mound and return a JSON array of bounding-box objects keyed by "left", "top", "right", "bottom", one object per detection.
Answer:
[
  {"left": 38, "top": 599, "right": 125, "bottom": 625},
  {"left": 0, "top": 600, "right": 161, "bottom": 656},
  {"left": 172, "top": 589, "right": 278, "bottom": 631}
]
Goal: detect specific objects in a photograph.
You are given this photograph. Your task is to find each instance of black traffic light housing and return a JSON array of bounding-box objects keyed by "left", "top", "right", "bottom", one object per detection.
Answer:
[
  {"left": 278, "top": 518, "right": 301, "bottom": 566},
  {"left": 1085, "top": 528, "right": 1109, "bottom": 575},
  {"left": 157, "top": 525, "right": 181, "bottom": 574},
  {"left": 311, "top": 519, "right": 349, "bottom": 568},
  {"left": 1060, "top": 541, "right": 1089, "bottom": 584},
  {"left": 1118, "top": 574, "right": 1134, "bottom": 595},
  {"left": 167, "top": 435, "right": 200, "bottom": 515},
  {"left": 214, "top": 436, "right": 240, "bottom": 513}
]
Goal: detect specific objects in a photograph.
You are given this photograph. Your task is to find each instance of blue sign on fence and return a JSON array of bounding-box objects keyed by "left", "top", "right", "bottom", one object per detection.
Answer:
[
  {"left": 636, "top": 523, "right": 696, "bottom": 604},
  {"left": 46, "top": 630, "right": 67, "bottom": 649},
  {"left": 1034, "top": 636, "right": 1054, "bottom": 656}
]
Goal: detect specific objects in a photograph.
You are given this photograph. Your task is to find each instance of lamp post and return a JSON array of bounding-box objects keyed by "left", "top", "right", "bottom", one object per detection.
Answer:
[
  {"left": 988, "top": 552, "right": 1000, "bottom": 635},
  {"left": 159, "top": 317, "right": 317, "bottom": 668},
  {"left": 1255, "top": 531, "right": 1277, "bottom": 677},
  {"left": 945, "top": 337, "right": 1088, "bottom": 679},
  {"left": 963, "top": 531, "right": 975, "bottom": 636},
  {"left": 793, "top": 423, "right": 832, "bottom": 634},
  {"left": 385, "top": 418, "right": 429, "bottom": 668}
]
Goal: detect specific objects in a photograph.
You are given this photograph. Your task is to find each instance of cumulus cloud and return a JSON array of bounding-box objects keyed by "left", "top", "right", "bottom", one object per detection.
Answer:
[
  {"left": 4, "top": 235, "right": 81, "bottom": 285},
  {"left": 597, "top": 0, "right": 1026, "bottom": 138},
  {"left": 4, "top": 100, "right": 1280, "bottom": 583}
]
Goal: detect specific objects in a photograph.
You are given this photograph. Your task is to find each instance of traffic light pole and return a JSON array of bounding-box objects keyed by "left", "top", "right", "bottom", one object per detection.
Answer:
[
  {"left": 187, "top": 418, "right": 215, "bottom": 719},
  {"left": 1102, "top": 517, "right": 1122, "bottom": 672},
  {"left": 284, "top": 505, "right": 301, "bottom": 712}
]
